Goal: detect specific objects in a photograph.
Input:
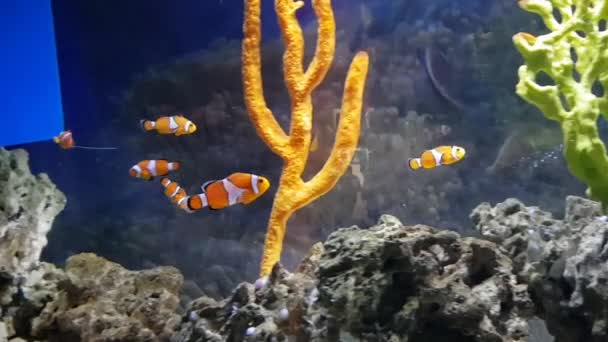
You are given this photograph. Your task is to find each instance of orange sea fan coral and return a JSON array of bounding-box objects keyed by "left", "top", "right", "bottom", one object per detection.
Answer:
[{"left": 242, "top": 0, "right": 370, "bottom": 277}]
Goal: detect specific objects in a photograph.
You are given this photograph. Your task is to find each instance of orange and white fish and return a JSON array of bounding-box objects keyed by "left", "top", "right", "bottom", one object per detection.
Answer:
[
  {"left": 53, "top": 130, "right": 117, "bottom": 150},
  {"left": 140, "top": 115, "right": 197, "bottom": 136},
  {"left": 408, "top": 145, "right": 466, "bottom": 170},
  {"left": 160, "top": 178, "right": 188, "bottom": 205},
  {"left": 179, "top": 172, "right": 270, "bottom": 211},
  {"left": 53, "top": 130, "right": 74, "bottom": 149},
  {"left": 129, "top": 160, "right": 181, "bottom": 181}
]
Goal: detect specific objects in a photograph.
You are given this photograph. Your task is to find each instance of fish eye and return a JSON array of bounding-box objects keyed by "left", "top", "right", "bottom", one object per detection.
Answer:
[{"left": 258, "top": 179, "right": 263, "bottom": 183}]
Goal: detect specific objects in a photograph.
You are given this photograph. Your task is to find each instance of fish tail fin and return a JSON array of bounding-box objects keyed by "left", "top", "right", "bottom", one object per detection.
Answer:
[
  {"left": 408, "top": 158, "right": 421, "bottom": 170},
  {"left": 170, "top": 161, "right": 181, "bottom": 171},
  {"left": 52, "top": 136, "right": 60, "bottom": 143},
  {"left": 140, "top": 119, "right": 155, "bottom": 131}
]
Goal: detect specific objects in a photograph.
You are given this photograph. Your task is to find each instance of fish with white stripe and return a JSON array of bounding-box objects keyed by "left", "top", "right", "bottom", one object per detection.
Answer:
[
  {"left": 129, "top": 159, "right": 181, "bottom": 181},
  {"left": 140, "top": 114, "right": 197, "bottom": 136},
  {"left": 408, "top": 145, "right": 466, "bottom": 170},
  {"left": 160, "top": 178, "right": 188, "bottom": 204},
  {"left": 175, "top": 172, "right": 270, "bottom": 211}
]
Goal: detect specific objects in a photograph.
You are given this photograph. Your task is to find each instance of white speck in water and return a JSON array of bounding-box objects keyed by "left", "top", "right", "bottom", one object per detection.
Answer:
[{"left": 246, "top": 327, "right": 256, "bottom": 336}]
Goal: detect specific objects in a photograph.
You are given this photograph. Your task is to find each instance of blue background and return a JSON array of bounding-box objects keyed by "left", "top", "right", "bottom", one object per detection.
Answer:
[{"left": 0, "top": 1, "right": 64, "bottom": 147}]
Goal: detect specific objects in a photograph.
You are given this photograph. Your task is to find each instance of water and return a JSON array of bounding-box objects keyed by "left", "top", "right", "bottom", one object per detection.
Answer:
[{"left": 2, "top": 0, "right": 593, "bottom": 340}]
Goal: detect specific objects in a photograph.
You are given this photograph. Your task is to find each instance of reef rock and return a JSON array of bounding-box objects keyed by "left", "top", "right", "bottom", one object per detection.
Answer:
[
  {"left": 34, "top": 253, "right": 184, "bottom": 341},
  {"left": 470, "top": 196, "right": 607, "bottom": 342},
  {"left": 1, "top": 253, "right": 183, "bottom": 342},
  {"left": 175, "top": 215, "right": 532, "bottom": 341},
  {"left": 0, "top": 148, "right": 66, "bottom": 276}
]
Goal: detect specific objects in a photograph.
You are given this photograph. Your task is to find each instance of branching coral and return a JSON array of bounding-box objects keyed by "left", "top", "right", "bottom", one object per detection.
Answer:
[
  {"left": 513, "top": 0, "right": 608, "bottom": 207},
  {"left": 242, "top": 0, "right": 370, "bottom": 276}
]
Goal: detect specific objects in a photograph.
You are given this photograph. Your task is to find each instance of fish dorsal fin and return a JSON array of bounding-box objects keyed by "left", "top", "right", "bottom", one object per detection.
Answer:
[{"left": 201, "top": 180, "right": 216, "bottom": 193}]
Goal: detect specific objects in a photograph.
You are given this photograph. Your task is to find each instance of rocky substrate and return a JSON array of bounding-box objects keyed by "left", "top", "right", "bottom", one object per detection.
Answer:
[
  {"left": 471, "top": 195, "right": 608, "bottom": 342},
  {"left": 3, "top": 147, "right": 608, "bottom": 342},
  {"left": 174, "top": 214, "right": 533, "bottom": 342}
]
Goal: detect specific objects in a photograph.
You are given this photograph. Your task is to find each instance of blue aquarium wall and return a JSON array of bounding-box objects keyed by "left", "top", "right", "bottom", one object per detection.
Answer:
[{"left": 0, "top": 1, "right": 64, "bottom": 147}]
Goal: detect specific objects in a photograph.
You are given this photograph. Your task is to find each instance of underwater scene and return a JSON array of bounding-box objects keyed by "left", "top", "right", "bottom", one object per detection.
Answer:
[{"left": 5, "top": 0, "right": 608, "bottom": 340}]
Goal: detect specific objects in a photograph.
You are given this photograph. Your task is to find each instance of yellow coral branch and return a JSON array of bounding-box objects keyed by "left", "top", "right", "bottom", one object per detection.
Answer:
[
  {"left": 242, "top": 0, "right": 370, "bottom": 277},
  {"left": 242, "top": 0, "right": 290, "bottom": 157},
  {"left": 276, "top": 0, "right": 306, "bottom": 95},
  {"left": 299, "top": 52, "right": 369, "bottom": 206},
  {"left": 303, "top": 0, "right": 336, "bottom": 91}
]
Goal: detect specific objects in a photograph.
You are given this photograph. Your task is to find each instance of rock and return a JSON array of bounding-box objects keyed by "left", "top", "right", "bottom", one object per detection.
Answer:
[
  {"left": 470, "top": 197, "right": 564, "bottom": 277},
  {"left": 0, "top": 148, "right": 66, "bottom": 276},
  {"left": 174, "top": 215, "right": 532, "bottom": 341},
  {"left": 564, "top": 195, "right": 603, "bottom": 224},
  {"left": 29, "top": 253, "right": 183, "bottom": 342},
  {"left": 0, "top": 321, "right": 7, "bottom": 342},
  {"left": 311, "top": 215, "right": 532, "bottom": 341},
  {"left": 470, "top": 196, "right": 608, "bottom": 342}
]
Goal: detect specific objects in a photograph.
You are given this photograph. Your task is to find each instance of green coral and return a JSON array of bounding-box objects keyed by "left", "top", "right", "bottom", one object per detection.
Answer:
[{"left": 513, "top": 0, "right": 608, "bottom": 207}]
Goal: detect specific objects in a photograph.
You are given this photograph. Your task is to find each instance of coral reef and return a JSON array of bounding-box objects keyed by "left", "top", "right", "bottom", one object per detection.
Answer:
[
  {"left": 42, "top": 0, "right": 586, "bottom": 312},
  {"left": 0, "top": 148, "right": 66, "bottom": 277},
  {"left": 4, "top": 144, "right": 603, "bottom": 342},
  {"left": 471, "top": 195, "right": 608, "bottom": 342},
  {"left": 242, "top": 0, "right": 370, "bottom": 277}
]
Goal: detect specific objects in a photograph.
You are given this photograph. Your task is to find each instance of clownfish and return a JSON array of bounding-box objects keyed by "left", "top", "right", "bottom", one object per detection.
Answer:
[
  {"left": 53, "top": 130, "right": 117, "bottom": 150},
  {"left": 53, "top": 130, "right": 74, "bottom": 149},
  {"left": 408, "top": 145, "right": 466, "bottom": 170},
  {"left": 129, "top": 160, "right": 181, "bottom": 181},
  {"left": 140, "top": 115, "right": 197, "bottom": 136},
  {"left": 160, "top": 178, "right": 188, "bottom": 205},
  {"left": 178, "top": 172, "right": 270, "bottom": 212}
]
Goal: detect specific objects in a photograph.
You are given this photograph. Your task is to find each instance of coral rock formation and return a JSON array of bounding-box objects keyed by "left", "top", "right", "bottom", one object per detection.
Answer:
[
  {"left": 2, "top": 253, "right": 184, "bottom": 342},
  {"left": 176, "top": 215, "right": 532, "bottom": 341},
  {"left": 471, "top": 195, "right": 608, "bottom": 342},
  {"left": 0, "top": 148, "right": 66, "bottom": 276}
]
